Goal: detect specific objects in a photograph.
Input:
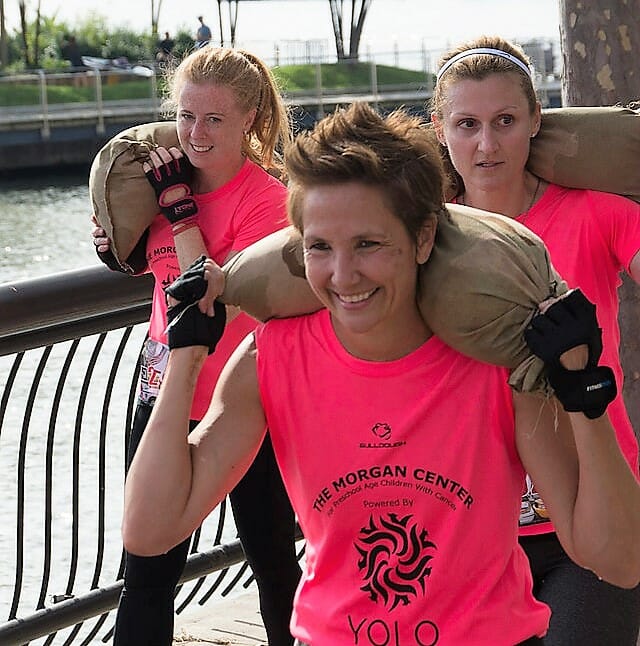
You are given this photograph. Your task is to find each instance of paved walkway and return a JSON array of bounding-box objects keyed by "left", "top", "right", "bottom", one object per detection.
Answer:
[{"left": 173, "top": 589, "right": 267, "bottom": 645}]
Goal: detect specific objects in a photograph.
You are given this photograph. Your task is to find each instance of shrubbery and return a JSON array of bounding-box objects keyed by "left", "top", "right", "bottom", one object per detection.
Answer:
[{"left": 1, "top": 11, "right": 194, "bottom": 72}]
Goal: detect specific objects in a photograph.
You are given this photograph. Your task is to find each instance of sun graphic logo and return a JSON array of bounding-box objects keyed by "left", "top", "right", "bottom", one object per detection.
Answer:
[{"left": 355, "top": 513, "right": 436, "bottom": 611}]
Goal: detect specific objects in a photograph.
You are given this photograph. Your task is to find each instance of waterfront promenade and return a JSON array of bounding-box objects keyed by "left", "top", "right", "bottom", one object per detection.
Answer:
[{"left": 173, "top": 589, "right": 266, "bottom": 645}]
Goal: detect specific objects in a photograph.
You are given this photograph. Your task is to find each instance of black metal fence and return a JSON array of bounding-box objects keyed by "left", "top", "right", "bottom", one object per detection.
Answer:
[{"left": 0, "top": 266, "right": 291, "bottom": 645}]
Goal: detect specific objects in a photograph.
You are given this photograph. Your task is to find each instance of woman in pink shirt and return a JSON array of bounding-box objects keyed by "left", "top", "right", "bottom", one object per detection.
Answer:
[
  {"left": 92, "top": 46, "right": 300, "bottom": 645},
  {"left": 121, "top": 102, "right": 640, "bottom": 646},
  {"left": 429, "top": 35, "right": 640, "bottom": 645}
]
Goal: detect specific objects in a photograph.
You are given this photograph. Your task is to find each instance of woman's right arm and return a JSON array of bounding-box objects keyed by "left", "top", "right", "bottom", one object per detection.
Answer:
[{"left": 122, "top": 332, "right": 268, "bottom": 556}]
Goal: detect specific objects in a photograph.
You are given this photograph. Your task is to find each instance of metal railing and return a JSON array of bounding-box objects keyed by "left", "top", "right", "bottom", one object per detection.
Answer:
[
  {"left": 0, "top": 65, "right": 562, "bottom": 141},
  {"left": 0, "top": 266, "right": 298, "bottom": 645},
  {"left": 0, "top": 68, "right": 160, "bottom": 136}
]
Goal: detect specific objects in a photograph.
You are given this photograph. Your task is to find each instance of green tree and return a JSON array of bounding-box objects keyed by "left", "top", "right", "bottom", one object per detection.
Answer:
[{"left": 559, "top": 0, "right": 640, "bottom": 432}]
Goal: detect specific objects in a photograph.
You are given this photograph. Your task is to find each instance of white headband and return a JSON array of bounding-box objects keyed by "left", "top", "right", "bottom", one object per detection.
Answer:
[{"left": 436, "top": 47, "right": 532, "bottom": 82}]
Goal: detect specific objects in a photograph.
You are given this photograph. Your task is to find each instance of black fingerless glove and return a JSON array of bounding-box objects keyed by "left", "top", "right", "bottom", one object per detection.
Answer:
[
  {"left": 166, "top": 299, "right": 226, "bottom": 354},
  {"left": 144, "top": 154, "right": 198, "bottom": 224},
  {"left": 164, "top": 255, "right": 226, "bottom": 354},
  {"left": 524, "top": 289, "right": 617, "bottom": 419},
  {"left": 165, "top": 255, "right": 208, "bottom": 301}
]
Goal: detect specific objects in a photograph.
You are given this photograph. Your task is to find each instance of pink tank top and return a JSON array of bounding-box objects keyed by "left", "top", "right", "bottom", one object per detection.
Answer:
[
  {"left": 256, "top": 310, "right": 550, "bottom": 645},
  {"left": 144, "top": 158, "right": 287, "bottom": 419}
]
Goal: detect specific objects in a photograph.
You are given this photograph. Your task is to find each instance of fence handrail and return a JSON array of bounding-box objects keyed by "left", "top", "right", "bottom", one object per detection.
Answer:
[
  {"left": 0, "top": 539, "right": 247, "bottom": 645},
  {"left": 0, "top": 266, "right": 153, "bottom": 355}
]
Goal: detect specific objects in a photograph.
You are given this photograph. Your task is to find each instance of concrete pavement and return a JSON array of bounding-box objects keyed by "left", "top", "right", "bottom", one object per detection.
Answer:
[{"left": 173, "top": 589, "right": 267, "bottom": 646}]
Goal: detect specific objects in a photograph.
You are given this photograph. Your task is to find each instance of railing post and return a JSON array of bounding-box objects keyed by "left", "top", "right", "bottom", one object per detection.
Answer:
[
  {"left": 93, "top": 69, "right": 105, "bottom": 135},
  {"left": 315, "top": 60, "right": 324, "bottom": 121},
  {"left": 422, "top": 41, "right": 434, "bottom": 91},
  {"left": 37, "top": 69, "right": 50, "bottom": 140},
  {"left": 369, "top": 58, "right": 379, "bottom": 110},
  {"left": 150, "top": 70, "right": 159, "bottom": 120}
]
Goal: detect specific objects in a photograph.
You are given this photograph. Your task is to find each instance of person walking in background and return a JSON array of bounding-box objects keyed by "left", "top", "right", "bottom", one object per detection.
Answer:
[
  {"left": 430, "top": 34, "right": 640, "bottom": 645},
  {"left": 121, "top": 101, "right": 640, "bottom": 645},
  {"left": 91, "top": 45, "right": 301, "bottom": 646},
  {"left": 156, "top": 32, "right": 175, "bottom": 63},
  {"left": 195, "top": 16, "right": 212, "bottom": 48},
  {"left": 61, "top": 34, "right": 84, "bottom": 69}
]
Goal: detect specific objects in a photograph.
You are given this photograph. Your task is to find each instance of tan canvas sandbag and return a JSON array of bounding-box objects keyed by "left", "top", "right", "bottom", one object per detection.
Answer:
[
  {"left": 90, "top": 106, "right": 640, "bottom": 270},
  {"left": 89, "top": 121, "right": 179, "bottom": 267},
  {"left": 527, "top": 104, "right": 640, "bottom": 203},
  {"left": 221, "top": 203, "right": 568, "bottom": 393}
]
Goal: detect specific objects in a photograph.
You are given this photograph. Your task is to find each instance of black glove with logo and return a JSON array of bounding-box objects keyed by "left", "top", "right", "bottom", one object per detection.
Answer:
[
  {"left": 165, "top": 256, "right": 226, "bottom": 354},
  {"left": 144, "top": 153, "right": 198, "bottom": 224},
  {"left": 524, "top": 289, "right": 616, "bottom": 419}
]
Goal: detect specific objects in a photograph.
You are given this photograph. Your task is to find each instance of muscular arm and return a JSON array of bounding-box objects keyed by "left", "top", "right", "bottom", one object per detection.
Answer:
[
  {"left": 515, "top": 392, "right": 640, "bottom": 588},
  {"left": 122, "top": 334, "right": 267, "bottom": 555}
]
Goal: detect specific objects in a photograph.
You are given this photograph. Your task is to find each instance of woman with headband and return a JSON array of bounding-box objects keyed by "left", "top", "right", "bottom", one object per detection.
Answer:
[{"left": 430, "top": 35, "right": 640, "bottom": 645}]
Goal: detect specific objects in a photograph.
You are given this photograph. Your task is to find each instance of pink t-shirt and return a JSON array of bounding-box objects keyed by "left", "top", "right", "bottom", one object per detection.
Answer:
[
  {"left": 255, "top": 310, "right": 550, "bottom": 645},
  {"left": 515, "top": 185, "right": 640, "bottom": 535},
  {"left": 145, "top": 158, "right": 287, "bottom": 419}
]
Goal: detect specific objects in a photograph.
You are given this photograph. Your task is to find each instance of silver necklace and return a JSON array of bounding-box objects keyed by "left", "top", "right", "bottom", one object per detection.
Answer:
[{"left": 461, "top": 176, "right": 541, "bottom": 214}]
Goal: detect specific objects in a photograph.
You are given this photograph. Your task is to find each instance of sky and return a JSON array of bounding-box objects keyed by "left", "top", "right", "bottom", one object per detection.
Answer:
[{"left": 5, "top": 0, "right": 562, "bottom": 56}]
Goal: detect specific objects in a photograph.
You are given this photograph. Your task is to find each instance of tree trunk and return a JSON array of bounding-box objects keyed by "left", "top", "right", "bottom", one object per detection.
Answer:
[
  {"left": 329, "top": 0, "right": 346, "bottom": 60},
  {"left": 151, "top": 0, "right": 163, "bottom": 38},
  {"left": 33, "top": 0, "right": 41, "bottom": 68},
  {"left": 228, "top": 0, "right": 239, "bottom": 48},
  {"left": 0, "top": 0, "right": 7, "bottom": 67},
  {"left": 18, "top": 1, "right": 31, "bottom": 68},
  {"left": 559, "top": 0, "right": 640, "bottom": 436},
  {"left": 348, "top": 0, "right": 371, "bottom": 60},
  {"left": 217, "top": 0, "right": 224, "bottom": 46}
]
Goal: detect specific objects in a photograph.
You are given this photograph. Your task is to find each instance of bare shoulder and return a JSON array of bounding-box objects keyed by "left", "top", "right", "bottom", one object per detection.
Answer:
[{"left": 215, "top": 332, "right": 259, "bottom": 398}]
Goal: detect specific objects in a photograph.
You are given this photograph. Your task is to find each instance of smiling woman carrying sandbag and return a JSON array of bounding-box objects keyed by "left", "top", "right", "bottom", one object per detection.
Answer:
[{"left": 89, "top": 103, "right": 639, "bottom": 391}]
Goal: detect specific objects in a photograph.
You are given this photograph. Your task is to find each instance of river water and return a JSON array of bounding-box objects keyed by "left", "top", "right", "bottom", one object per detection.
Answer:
[
  {"left": 0, "top": 170, "right": 98, "bottom": 282},
  {"left": 0, "top": 171, "right": 245, "bottom": 643}
]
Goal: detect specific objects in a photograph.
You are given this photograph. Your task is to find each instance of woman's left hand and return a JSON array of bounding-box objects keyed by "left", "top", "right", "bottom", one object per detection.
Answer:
[{"left": 165, "top": 256, "right": 225, "bottom": 318}]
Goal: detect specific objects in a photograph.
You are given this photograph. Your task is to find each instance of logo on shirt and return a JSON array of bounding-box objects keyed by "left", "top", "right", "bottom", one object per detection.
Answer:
[
  {"left": 161, "top": 272, "right": 179, "bottom": 290},
  {"left": 355, "top": 513, "right": 436, "bottom": 610},
  {"left": 360, "top": 422, "right": 406, "bottom": 449}
]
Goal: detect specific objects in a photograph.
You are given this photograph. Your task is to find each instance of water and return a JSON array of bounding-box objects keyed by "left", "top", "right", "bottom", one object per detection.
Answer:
[
  {"left": 0, "top": 172, "right": 246, "bottom": 643},
  {"left": 0, "top": 170, "right": 99, "bottom": 283}
]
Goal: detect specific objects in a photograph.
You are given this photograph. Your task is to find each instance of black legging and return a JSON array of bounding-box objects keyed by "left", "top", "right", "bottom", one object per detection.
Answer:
[
  {"left": 113, "top": 401, "right": 301, "bottom": 646},
  {"left": 520, "top": 532, "right": 640, "bottom": 646}
]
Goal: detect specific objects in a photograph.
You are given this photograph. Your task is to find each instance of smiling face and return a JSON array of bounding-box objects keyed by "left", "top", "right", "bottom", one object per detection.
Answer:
[
  {"left": 175, "top": 81, "right": 256, "bottom": 190},
  {"left": 301, "top": 181, "right": 435, "bottom": 361},
  {"left": 433, "top": 73, "right": 540, "bottom": 195}
]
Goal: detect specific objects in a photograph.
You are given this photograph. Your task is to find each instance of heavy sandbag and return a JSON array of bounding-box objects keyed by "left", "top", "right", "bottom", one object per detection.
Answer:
[
  {"left": 89, "top": 121, "right": 179, "bottom": 269},
  {"left": 527, "top": 104, "right": 640, "bottom": 204},
  {"left": 90, "top": 106, "right": 640, "bottom": 270},
  {"left": 220, "top": 203, "right": 568, "bottom": 393}
]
